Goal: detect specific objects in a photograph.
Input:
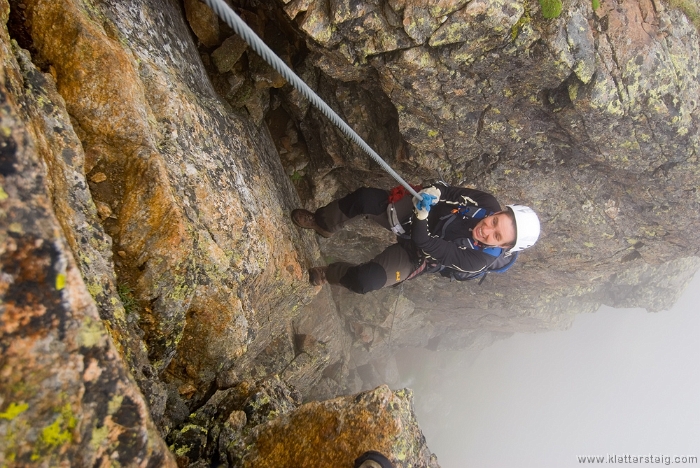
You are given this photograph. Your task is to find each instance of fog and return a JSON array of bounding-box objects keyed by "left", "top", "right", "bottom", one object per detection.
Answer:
[{"left": 398, "top": 271, "right": 700, "bottom": 468}]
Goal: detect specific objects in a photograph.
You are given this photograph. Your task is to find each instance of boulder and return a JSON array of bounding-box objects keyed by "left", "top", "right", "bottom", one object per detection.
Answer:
[{"left": 169, "top": 378, "right": 439, "bottom": 467}]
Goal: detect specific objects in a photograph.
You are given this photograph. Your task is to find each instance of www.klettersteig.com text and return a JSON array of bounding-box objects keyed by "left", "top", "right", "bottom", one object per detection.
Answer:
[{"left": 577, "top": 454, "right": 698, "bottom": 464}]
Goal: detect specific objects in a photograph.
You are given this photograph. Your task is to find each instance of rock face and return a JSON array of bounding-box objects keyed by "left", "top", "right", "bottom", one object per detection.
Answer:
[
  {"left": 1, "top": 0, "right": 699, "bottom": 465},
  {"left": 9, "top": 0, "right": 328, "bottom": 436},
  {"left": 0, "top": 0, "right": 174, "bottom": 464},
  {"left": 168, "top": 377, "right": 438, "bottom": 468}
]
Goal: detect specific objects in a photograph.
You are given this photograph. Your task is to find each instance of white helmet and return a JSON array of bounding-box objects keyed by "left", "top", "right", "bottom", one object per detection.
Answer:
[{"left": 506, "top": 205, "right": 540, "bottom": 252}]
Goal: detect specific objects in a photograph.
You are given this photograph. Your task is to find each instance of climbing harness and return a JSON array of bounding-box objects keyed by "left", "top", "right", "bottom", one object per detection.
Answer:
[
  {"left": 201, "top": 0, "right": 422, "bottom": 201},
  {"left": 386, "top": 184, "right": 421, "bottom": 235}
]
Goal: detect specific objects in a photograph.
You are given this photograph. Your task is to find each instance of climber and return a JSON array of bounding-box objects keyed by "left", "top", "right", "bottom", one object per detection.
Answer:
[{"left": 291, "top": 182, "right": 541, "bottom": 294}]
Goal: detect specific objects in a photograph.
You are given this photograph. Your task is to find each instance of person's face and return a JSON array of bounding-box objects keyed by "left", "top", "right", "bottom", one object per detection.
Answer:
[{"left": 472, "top": 212, "right": 516, "bottom": 247}]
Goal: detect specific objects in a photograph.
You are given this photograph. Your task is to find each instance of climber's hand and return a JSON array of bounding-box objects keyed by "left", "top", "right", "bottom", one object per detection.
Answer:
[{"left": 413, "top": 187, "right": 441, "bottom": 220}]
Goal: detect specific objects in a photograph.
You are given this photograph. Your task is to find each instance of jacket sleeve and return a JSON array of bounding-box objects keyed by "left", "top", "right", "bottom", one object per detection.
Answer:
[
  {"left": 435, "top": 184, "right": 502, "bottom": 212},
  {"left": 411, "top": 216, "right": 493, "bottom": 273},
  {"left": 410, "top": 184, "right": 502, "bottom": 273}
]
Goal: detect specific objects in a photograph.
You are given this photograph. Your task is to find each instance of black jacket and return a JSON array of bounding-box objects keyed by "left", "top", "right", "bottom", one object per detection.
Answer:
[{"left": 409, "top": 184, "right": 503, "bottom": 275}]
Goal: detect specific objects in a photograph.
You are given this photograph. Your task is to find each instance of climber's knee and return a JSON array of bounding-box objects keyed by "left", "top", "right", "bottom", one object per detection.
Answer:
[
  {"left": 339, "top": 261, "right": 387, "bottom": 294},
  {"left": 338, "top": 187, "right": 389, "bottom": 218}
]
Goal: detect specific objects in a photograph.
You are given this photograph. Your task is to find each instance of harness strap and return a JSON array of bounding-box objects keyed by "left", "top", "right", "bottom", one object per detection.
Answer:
[
  {"left": 436, "top": 205, "right": 491, "bottom": 241},
  {"left": 387, "top": 203, "right": 405, "bottom": 236}
]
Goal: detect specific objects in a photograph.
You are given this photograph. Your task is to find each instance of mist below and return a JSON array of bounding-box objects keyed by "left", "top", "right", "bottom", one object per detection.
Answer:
[{"left": 397, "top": 271, "right": 700, "bottom": 468}]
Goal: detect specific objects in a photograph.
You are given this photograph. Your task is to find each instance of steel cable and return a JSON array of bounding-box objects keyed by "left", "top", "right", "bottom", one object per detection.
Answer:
[{"left": 201, "top": 0, "right": 422, "bottom": 199}]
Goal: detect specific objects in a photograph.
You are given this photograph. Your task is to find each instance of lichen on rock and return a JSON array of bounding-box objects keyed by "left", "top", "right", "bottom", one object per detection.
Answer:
[
  {"left": 0, "top": 2, "right": 174, "bottom": 464},
  {"left": 166, "top": 377, "right": 439, "bottom": 466},
  {"left": 2, "top": 0, "right": 699, "bottom": 465}
]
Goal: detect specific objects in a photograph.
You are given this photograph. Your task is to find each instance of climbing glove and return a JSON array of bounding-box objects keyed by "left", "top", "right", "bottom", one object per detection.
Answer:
[{"left": 412, "top": 186, "right": 441, "bottom": 220}]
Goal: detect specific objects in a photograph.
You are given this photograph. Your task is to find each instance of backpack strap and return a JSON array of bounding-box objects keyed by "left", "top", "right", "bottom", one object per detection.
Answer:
[
  {"left": 489, "top": 250, "right": 518, "bottom": 273},
  {"left": 476, "top": 250, "right": 518, "bottom": 284},
  {"left": 454, "top": 206, "right": 489, "bottom": 219},
  {"left": 435, "top": 205, "right": 491, "bottom": 239},
  {"left": 451, "top": 237, "right": 501, "bottom": 255},
  {"left": 436, "top": 240, "right": 518, "bottom": 284}
]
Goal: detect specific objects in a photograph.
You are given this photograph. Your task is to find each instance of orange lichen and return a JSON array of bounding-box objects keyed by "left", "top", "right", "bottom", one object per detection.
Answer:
[{"left": 243, "top": 386, "right": 404, "bottom": 467}]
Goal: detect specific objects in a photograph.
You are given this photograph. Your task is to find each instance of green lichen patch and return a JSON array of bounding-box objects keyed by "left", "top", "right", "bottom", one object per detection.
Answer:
[
  {"left": 34, "top": 403, "right": 77, "bottom": 458},
  {"left": 511, "top": 2, "right": 532, "bottom": 42},
  {"left": 40, "top": 419, "right": 72, "bottom": 446},
  {"left": 86, "top": 281, "right": 102, "bottom": 298},
  {"left": 107, "top": 394, "right": 124, "bottom": 416},
  {"left": 539, "top": 0, "right": 562, "bottom": 18},
  {"left": 78, "top": 316, "right": 106, "bottom": 348},
  {"left": 55, "top": 273, "right": 66, "bottom": 290},
  {"left": 89, "top": 424, "right": 109, "bottom": 451},
  {"left": 170, "top": 282, "right": 193, "bottom": 302},
  {"left": 0, "top": 402, "right": 29, "bottom": 420},
  {"left": 174, "top": 445, "right": 191, "bottom": 456}
]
